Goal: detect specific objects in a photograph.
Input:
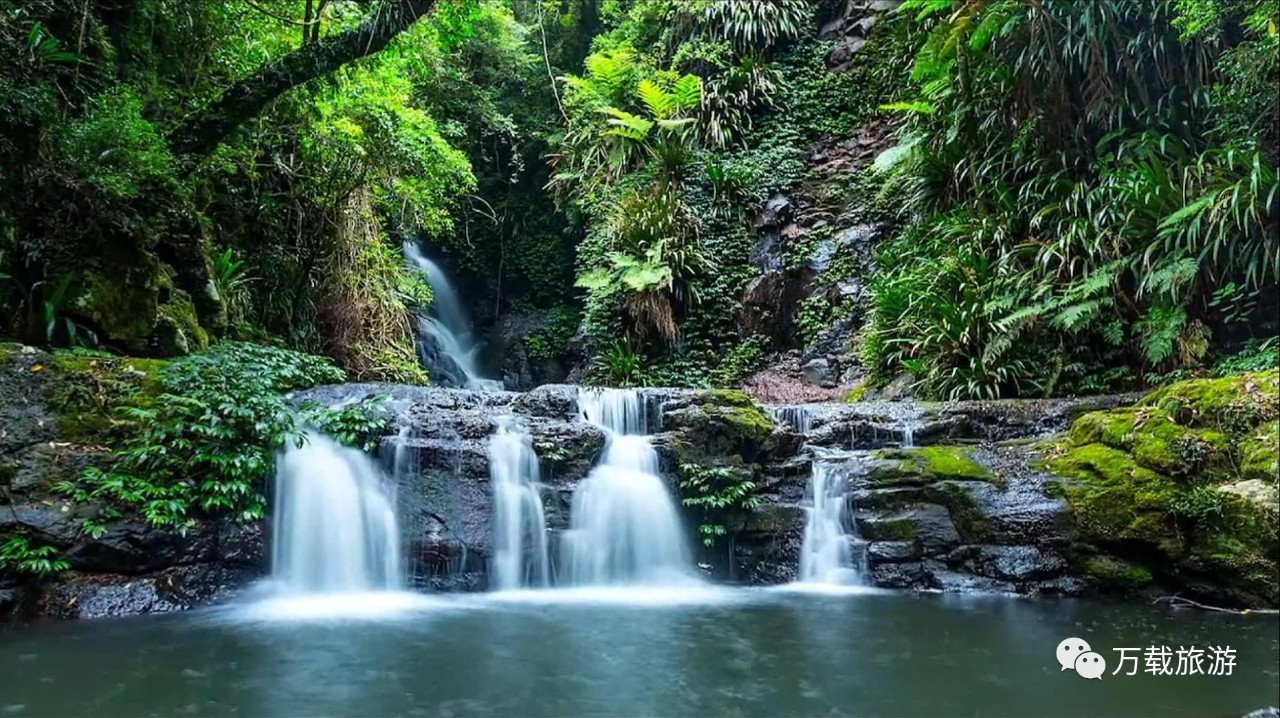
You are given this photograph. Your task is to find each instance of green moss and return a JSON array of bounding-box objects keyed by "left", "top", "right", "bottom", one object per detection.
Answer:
[
  {"left": 688, "top": 389, "right": 777, "bottom": 452},
  {"left": 44, "top": 353, "right": 167, "bottom": 441},
  {"left": 843, "top": 381, "right": 869, "bottom": 402},
  {"left": 1080, "top": 555, "right": 1155, "bottom": 591},
  {"left": 1239, "top": 420, "right": 1279, "bottom": 482},
  {"left": 1068, "top": 410, "right": 1138, "bottom": 447},
  {"left": 73, "top": 267, "right": 162, "bottom": 351},
  {"left": 861, "top": 516, "right": 918, "bottom": 541},
  {"left": 154, "top": 289, "right": 209, "bottom": 355},
  {"left": 874, "top": 445, "right": 996, "bottom": 483},
  {"left": 1049, "top": 372, "right": 1280, "bottom": 604},
  {"left": 1067, "top": 409, "right": 1230, "bottom": 477},
  {"left": 925, "top": 481, "right": 991, "bottom": 542},
  {"left": 1140, "top": 369, "right": 1279, "bottom": 429},
  {"left": 1048, "top": 443, "right": 1181, "bottom": 552}
]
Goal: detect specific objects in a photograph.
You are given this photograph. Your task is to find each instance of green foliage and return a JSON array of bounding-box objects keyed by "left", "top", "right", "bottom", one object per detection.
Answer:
[
  {"left": 679, "top": 462, "right": 760, "bottom": 547},
  {"left": 0, "top": 534, "right": 69, "bottom": 577},
  {"left": 1213, "top": 336, "right": 1280, "bottom": 375},
  {"left": 863, "top": 0, "right": 1279, "bottom": 399},
  {"left": 55, "top": 87, "right": 175, "bottom": 201},
  {"left": 301, "top": 397, "right": 390, "bottom": 453},
  {"left": 56, "top": 343, "right": 345, "bottom": 534},
  {"left": 592, "top": 340, "right": 646, "bottom": 387},
  {"left": 523, "top": 305, "right": 582, "bottom": 361}
]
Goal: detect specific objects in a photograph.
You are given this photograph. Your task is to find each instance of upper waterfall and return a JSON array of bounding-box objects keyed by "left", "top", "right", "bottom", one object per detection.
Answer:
[{"left": 403, "top": 241, "right": 503, "bottom": 391}]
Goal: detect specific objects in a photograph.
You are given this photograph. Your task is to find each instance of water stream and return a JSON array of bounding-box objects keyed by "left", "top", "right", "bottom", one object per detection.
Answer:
[
  {"left": 561, "top": 388, "right": 696, "bottom": 586},
  {"left": 489, "top": 419, "right": 551, "bottom": 590},
  {"left": 797, "top": 449, "right": 868, "bottom": 585},
  {"left": 403, "top": 241, "right": 503, "bottom": 391},
  {"left": 270, "top": 432, "right": 403, "bottom": 593}
]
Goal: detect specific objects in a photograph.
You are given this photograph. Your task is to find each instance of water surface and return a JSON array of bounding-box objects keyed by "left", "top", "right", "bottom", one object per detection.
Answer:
[{"left": 2, "top": 589, "right": 1276, "bottom": 717}]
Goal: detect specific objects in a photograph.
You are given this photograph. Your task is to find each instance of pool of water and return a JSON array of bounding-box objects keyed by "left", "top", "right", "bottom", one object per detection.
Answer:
[{"left": 2, "top": 588, "right": 1276, "bottom": 717}]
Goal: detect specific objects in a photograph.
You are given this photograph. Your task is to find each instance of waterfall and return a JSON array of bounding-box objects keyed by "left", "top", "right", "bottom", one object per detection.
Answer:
[
  {"left": 798, "top": 452, "right": 865, "bottom": 585},
  {"left": 271, "top": 432, "right": 403, "bottom": 593},
  {"left": 403, "top": 241, "right": 503, "bottom": 391},
  {"left": 562, "top": 388, "right": 696, "bottom": 586},
  {"left": 773, "top": 406, "right": 814, "bottom": 434},
  {"left": 489, "top": 419, "right": 551, "bottom": 590}
]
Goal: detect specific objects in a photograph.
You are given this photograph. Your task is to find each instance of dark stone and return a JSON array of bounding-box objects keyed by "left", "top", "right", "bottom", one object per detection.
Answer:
[
  {"left": 802, "top": 359, "right": 832, "bottom": 386},
  {"left": 949, "top": 545, "right": 1067, "bottom": 582},
  {"left": 866, "top": 540, "right": 919, "bottom": 562},
  {"left": 869, "top": 561, "right": 926, "bottom": 588},
  {"left": 513, "top": 384, "right": 580, "bottom": 420}
]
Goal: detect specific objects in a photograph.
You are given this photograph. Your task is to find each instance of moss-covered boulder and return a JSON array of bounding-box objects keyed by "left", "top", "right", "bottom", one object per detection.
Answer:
[
  {"left": 1046, "top": 369, "right": 1279, "bottom": 606},
  {"left": 70, "top": 264, "right": 211, "bottom": 356},
  {"left": 871, "top": 445, "right": 996, "bottom": 484},
  {"left": 659, "top": 389, "right": 780, "bottom": 467}
]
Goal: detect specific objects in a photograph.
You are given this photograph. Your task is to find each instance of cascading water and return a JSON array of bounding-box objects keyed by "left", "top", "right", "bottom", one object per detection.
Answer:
[
  {"left": 562, "top": 388, "right": 696, "bottom": 586},
  {"left": 271, "top": 432, "right": 403, "bottom": 593},
  {"left": 489, "top": 419, "right": 551, "bottom": 590},
  {"left": 403, "top": 241, "right": 503, "bottom": 391},
  {"left": 773, "top": 405, "right": 814, "bottom": 434},
  {"left": 798, "top": 453, "right": 865, "bottom": 585}
]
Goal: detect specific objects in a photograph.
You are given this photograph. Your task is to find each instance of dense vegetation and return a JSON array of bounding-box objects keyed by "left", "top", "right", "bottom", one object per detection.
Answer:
[{"left": 1, "top": 0, "right": 1276, "bottom": 396}]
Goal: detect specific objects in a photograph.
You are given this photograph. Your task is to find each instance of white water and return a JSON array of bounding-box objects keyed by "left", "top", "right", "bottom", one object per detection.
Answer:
[
  {"left": 489, "top": 419, "right": 551, "bottom": 590},
  {"left": 562, "top": 388, "right": 696, "bottom": 586},
  {"left": 773, "top": 406, "right": 814, "bottom": 434},
  {"left": 403, "top": 242, "right": 503, "bottom": 391},
  {"left": 271, "top": 433, "right": 404, "bottom": 593},
  {"left": 798, "top": 453, "right": 864, "bottom": 586}
]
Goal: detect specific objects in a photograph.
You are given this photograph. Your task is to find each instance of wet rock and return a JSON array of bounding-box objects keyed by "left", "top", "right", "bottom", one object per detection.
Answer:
[
  {"left": 755, "top": 194, "right": 793, "bottom": 231},
  {"left": 950, "top": 545, "right": 1067, "bottom": 582},
  {"left": 528, "top": 419, "right": 606, "bottom": 481},
  {"left": 926, "top": 566, "right": 1018, "bottom": 595},
  {"left": 37, "top": 563, "right": 252, "bottom": 620},
  {"left": 866, "top": 540, "right": 918, "bottom": 562},
  {"left": 869, "top": 561, "right": 926, "bottom": 588},
  {"left": 802, "top": 359, "right": 832, "bottom": 386},
  {"left": 513, "top": 384, "right": 579, "bottom": 420}
]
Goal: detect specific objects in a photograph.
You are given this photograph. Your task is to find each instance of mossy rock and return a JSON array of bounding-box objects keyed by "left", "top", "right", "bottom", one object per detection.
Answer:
[
  {"left": 1078, "top": 554, "right": 1155, "bottom": 592},
  {"left": 1067, "top": 409, "right": 1230, "bottom": 478},
  {"left": 1047, "top": 372, "right": 1280, "bottom": 605},
  {"left": 154, "top": 289, "right": 209, "bottom": 355},
  {"left": 1140, "top": 369, "right": 1279, "bottom": 430},
  {"left": 873, "top": 445, "right": 996, "bottom": 483},
  {"left": 665, "top": 390, "right": 778, "bottom": 463},
  {"left": 1047, "top": 443, "right": 1182, "bottom": 553},
  {"left": 923, "top": 481, "right": 991, "bottom": 542},
  {"left": 858, "top": 515, "right": 918, "bottom": 541},
  {"left": 1238, "top": 420, "right": 1279, "bottom": 482},
  {"left": 44, "top": 352, "right": 167, "bottom": 442}
]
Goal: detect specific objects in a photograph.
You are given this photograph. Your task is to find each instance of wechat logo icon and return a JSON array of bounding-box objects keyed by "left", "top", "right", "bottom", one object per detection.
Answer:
[{"left": 1057, "top": 637, "right": 1105, "bottom": 679}]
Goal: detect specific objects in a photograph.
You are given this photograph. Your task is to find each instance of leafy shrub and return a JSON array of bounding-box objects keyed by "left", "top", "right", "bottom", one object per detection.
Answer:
[
  {"left": 56, "top": 87, "right": 174, "bottom": 200},
  {"left": 0, "top": 534, "right": 68, "bottom": 577},
  {"left": 57, "top": 343, "right": 345, "bottom": 535},
  {"left": 679, "top": 463, "right": 760, "bottom": 547}
]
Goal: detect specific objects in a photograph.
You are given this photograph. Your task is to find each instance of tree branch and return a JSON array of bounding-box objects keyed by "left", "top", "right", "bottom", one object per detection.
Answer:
[
  {"left": 1153, "top": 595, "right": 1279, "bottom": 615},
  {"left": 170, "top": 0, "right": 438, "bottom": 166}
]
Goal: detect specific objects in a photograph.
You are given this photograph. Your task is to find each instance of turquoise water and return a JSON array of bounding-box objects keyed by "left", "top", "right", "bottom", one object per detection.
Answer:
[{"left": 2, "top": 588, "right": 1276, "bottom": 717}]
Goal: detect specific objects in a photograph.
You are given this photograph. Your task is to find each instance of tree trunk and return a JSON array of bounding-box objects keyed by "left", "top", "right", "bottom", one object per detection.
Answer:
[{"left": 169, "top": 0, "right": 438, "bottom": 165}]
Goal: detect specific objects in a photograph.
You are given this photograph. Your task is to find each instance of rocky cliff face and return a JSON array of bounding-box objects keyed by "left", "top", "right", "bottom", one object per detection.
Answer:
[{"left": 4, "top": 346, "right": 1275, "bottom": 620}]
